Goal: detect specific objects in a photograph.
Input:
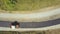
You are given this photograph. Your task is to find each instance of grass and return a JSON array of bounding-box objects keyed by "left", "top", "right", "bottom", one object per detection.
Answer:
[
  {"left": 0, "top": 31, "right": 45, "bottom": 34},
  {"left": 0, "top": 29, "right": 60, "bottom": 34},
  {"left": 0, "top": 0, "right": 60, "bottom": 12}
]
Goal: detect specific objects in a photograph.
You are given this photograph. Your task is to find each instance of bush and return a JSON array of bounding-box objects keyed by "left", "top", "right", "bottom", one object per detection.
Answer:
[{"left": 0, "top": 0, "right": 60, "bottom": 11}]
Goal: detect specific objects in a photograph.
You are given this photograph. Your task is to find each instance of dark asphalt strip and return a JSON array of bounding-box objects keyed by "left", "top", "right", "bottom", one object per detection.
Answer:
[{"left": 0, "top": 18, "right": 60, "bottom": 28}]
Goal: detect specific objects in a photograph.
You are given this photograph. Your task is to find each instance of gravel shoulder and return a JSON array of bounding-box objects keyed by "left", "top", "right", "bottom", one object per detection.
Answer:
[{"left": 0, "top": 6, "right": 60, "bottom": 22}]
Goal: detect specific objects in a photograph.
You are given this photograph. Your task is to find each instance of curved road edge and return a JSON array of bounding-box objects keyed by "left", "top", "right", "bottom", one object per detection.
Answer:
[{"left": 0, "top": 8, "right": 60, "bottom": 22}]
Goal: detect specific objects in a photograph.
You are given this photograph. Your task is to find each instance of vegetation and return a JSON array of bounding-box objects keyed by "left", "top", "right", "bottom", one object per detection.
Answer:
[
  {"left": 0, "top": 0, "right": 60, "bottom": 11},
  {"left": 0, "top": 31, "right": 45, "bottom": 34},
  {"left": 0, "top": 29, "right": 60, "bottom": 34}
]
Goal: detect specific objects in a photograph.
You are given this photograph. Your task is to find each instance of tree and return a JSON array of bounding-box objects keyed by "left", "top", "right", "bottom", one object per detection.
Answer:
[{"left": 0, "top": 0, "right": 17, "bottom": 11}]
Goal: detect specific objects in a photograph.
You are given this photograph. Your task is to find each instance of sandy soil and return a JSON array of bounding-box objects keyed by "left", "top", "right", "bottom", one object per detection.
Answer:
[{"left": 0, "top": 6, "right": 60, "bottom": 22}]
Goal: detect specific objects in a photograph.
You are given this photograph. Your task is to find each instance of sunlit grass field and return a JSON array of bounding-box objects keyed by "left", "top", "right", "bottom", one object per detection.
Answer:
[
  {"left": 0, "top": 0, "right": 60, "bottom": 12},
  {"left": 0, "top": 28, "right": 60, "bottom": 34},
  {"left": 0, "top": 31, "right": 44, "bottom": 34}
]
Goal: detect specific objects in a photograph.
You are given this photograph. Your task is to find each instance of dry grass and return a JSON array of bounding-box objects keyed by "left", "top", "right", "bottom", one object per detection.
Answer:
[
  {"left": 0, "top": 28, "right": 60, "bottom": 34},
  {"left": 0, "top": 0, "right": 60, "bottom": 13}
]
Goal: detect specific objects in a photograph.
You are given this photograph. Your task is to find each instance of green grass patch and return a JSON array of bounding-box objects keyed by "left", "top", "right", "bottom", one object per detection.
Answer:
[
  {"left": 0, "top": 0, "right": 60, "bottom": 11},
  {"left": 0, "top": 31, "right": 45, "bottom": 34}
]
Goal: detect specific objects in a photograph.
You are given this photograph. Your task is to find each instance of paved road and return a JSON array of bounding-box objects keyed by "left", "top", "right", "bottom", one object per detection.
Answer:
[{"left": 0, "top": 18, "right": 60, "bottom": 28}]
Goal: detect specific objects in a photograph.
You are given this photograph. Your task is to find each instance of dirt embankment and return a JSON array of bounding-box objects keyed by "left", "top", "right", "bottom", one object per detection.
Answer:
[
  {"left": 0, "top": 6, "right": 60, "bottom": 22},
  {"left": 0, "top": 5, "right": 60, "bottom": 14}
]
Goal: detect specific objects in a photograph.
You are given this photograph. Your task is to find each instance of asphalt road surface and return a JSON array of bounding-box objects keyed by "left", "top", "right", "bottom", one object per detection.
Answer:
[{"left": 0, "top": 18, "right": 60, "bottom": 28}]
